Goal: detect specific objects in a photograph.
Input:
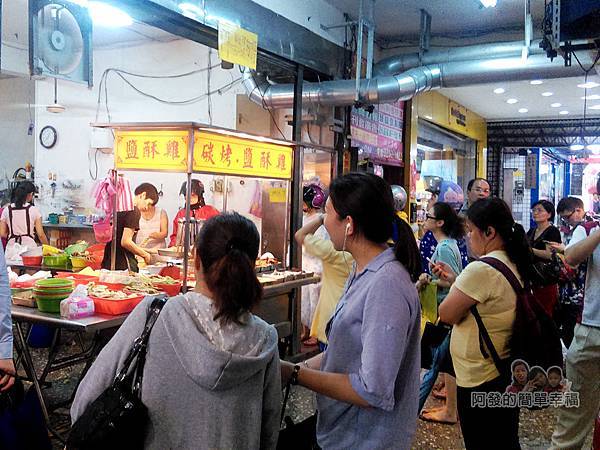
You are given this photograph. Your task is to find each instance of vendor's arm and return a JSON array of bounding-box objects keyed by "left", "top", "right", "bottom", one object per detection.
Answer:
[
  {"left": 149, "top": 210, "right": 169, "bottom": 241},
  {"left": 532, "top": 247, "right": 553, "bottom": 260},
  {"left": 0, "top": 209, "right": 8, "bottom": 238},
  {"left": 565, "top": 225, "right": 600, "bottom": 266},
  {"left": 34, "top": 217, "right": 48, "bottom": 245},
  {"left": 121, "top": 227, "right": 151, "bottom": 263},
  {"left": 71, "top": 298, "right": 153, "bottom": 422},
  {"left": 295, "top": 214, "right": 324, "bottom": 246}
]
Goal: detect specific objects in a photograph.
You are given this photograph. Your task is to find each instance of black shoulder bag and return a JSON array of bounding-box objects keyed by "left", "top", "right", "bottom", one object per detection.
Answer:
[{"left": 67, "top": 296, "right": 167, "bottom": 450}]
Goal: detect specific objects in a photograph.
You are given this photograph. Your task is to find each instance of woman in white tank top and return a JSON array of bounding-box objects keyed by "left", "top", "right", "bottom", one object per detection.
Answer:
[{"left": 135, "top": 203, "right": 168, "bottom": 250}]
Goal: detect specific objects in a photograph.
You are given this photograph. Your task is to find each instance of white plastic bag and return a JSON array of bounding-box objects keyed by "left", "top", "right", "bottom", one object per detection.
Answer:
[{"left": 60, "top": 284, "right": 95, "bottom": 319}]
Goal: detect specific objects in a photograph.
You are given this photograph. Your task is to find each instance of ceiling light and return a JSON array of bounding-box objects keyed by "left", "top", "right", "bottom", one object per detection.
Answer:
[
  {"left": 551, "top": 103, "right": 562, "bottom": 108},
  {"left": 541, "top": 92, "right": 554, "bottom": 97},
  {"left": 588, "top": 104, "right": 600, "bottom": 110},
  {"left": 518, "top": 108, "right": 528, "bottom": 113},
  {"left": 480, "top": 0, "right": 497, "bottom": 7},
  {"left": 570, "top": 144, "right": 585, "bottom": 151},
  {"left": 588, "top": 144, "right": 600, "bottom": 154},
  {"left": 582, "top": 94, "right": 600, "bottom": 100},
  {"left": 88, "top": 2, "right": 133, "bottom": 27},
  {"left": 506, "top": 98, "right": 518, "bottom": 104},
  {"left": 578, "top": 81, "right": 600, "bottom": 89},
  {"left": 530, "top": 80, "right": 543, "bottom": 85},
  {"left": 493, "top": 88, "right": 505, "bottom": 94},
  {"left": 559, "top": 110, "right": 569, "bottom": 115}
]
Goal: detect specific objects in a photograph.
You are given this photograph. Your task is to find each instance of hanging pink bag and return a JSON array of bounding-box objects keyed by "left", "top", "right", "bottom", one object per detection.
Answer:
[{"left": 93, "top": 218, "right": 113, "bottom": 243}]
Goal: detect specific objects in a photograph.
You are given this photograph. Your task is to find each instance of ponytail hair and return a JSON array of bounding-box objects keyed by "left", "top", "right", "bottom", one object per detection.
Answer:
[
  {"left": 195, "top": 212, "right": 263, "bottom": 325},
  {"left": 466, "top": 197, "right": 534, "bottom": 284},
  {"left": 392, "top": 215, "right": 422, "bottom": 282},
  {"left": 329, "top": 172, "right": 421, "bottom": 282}
]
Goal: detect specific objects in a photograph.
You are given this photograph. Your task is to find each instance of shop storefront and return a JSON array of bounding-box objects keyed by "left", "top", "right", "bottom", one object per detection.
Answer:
[{"left": 406, "top": 91, "right": 487, "bottom": 227}]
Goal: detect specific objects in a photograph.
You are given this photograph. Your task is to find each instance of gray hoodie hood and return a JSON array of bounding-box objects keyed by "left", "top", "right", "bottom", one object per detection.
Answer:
[{"left": 160, "top": 293, "right": 279, "bottom": 391}]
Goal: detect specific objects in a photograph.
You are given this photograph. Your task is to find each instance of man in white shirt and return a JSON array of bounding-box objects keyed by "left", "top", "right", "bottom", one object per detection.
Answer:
[{"left": 551, "top": 211, "right": 600, "bottom": 449}]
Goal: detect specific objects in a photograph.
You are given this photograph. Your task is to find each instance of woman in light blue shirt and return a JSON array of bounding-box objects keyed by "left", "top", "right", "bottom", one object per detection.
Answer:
[
  {"left": 281, "top": 173, "right": 422, "bottom": 450},
  {"left": 0, "top": 245, "right": 15, "bottom": 391}
]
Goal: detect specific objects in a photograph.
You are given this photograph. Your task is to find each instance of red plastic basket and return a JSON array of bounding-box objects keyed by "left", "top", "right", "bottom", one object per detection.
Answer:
[
  {"left": 154, "top": 283, "right": 181, "bottom": 297},
  {"left": 91, "top": 294, "right": 144, "bottom": 315}
]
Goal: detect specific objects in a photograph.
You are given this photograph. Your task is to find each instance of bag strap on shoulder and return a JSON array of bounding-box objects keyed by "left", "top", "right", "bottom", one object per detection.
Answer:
[
  {"left": 479, "top": 257, "right": 523, "bottom": 293},
  {"left": 114, "top": 296, "right": 168, "bottom": 393},
  {"left": 469, "top": 305, "right": 504, "bottom": 373}
]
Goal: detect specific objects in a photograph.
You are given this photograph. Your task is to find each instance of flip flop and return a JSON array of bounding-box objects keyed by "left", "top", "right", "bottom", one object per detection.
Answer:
[{"left": 419, "top": 411, "right": 457, "bottom": 425}]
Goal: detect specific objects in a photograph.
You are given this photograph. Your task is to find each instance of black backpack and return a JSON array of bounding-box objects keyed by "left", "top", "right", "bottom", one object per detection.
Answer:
[{"left": 471, "top": 257, "right": 563, "bottom": 374}]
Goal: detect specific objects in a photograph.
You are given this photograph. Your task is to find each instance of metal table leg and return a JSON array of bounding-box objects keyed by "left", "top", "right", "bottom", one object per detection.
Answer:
[{"left": 14, "top": 321, "right": 66, "bottom": 444}]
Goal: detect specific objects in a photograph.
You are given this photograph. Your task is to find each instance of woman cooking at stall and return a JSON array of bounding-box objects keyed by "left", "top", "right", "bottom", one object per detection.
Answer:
[
  {"left": 135, "top": 183, "right": 168, "bottom": 250},
  {"left": 169, "top": 179, "right": 220, "bottom": 247},
  {"left": 0, "top": 181, "right": 48, "bottom": 256}
]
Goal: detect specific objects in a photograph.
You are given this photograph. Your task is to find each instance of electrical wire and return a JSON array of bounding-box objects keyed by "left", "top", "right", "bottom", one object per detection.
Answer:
[{"left": 571, "top": 47, "right": 600, "bottom": 146}]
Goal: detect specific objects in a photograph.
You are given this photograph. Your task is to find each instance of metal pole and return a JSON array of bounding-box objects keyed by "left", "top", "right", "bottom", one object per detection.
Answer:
[
  {"left": 110, "top": 169, "right": 118, "bottom": 270},
  {"left": 289, "top": 64, "right": 304, "bottom": 356},
  {"left": 182, "top": 128, "right": 194, "bottom": 293}
]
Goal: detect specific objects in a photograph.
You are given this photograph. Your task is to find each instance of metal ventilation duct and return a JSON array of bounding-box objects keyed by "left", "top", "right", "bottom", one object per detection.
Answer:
[
  {"left": 373, "top": 40, "right": 544, "bottom": 76},
  {"left": 243, "top": 52, "right": 594, "bottom": 109}
]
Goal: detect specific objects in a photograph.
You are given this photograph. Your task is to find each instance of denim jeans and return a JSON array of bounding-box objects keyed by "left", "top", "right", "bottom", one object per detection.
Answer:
[{"left": 419, "top": 333, "right": 451, "bottom": 412}]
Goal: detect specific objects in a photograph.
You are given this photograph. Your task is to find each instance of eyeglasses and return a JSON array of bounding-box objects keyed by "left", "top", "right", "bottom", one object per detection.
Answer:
[
  {"left": 531, "top": 207, "right": 548, "bottom": 214},
  {"left": 473, "top": 187, "right": 490, "bottom": 194},
  {"left": 426, "top": 214, "right": 439, "bottom": 220},
  {"left": 560, "top": 211, "right": 575, "bottom": 224}
]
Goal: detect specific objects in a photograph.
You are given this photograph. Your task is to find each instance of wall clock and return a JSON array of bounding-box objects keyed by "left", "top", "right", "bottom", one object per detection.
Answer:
[{"left": 40, "top": 125, "right": 58, "bottom": 149}]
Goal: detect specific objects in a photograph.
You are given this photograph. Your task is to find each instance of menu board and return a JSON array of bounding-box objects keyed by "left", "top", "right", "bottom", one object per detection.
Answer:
[{"left": 350, "top": 100, "right": 404, "bottom": 166}]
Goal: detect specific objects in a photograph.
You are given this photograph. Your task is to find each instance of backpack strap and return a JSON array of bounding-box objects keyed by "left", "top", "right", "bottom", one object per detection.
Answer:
[
  {"left": 470, "top": 305, "right": 504, "bottom": 373},
  {"left": 470, "top": 257, "right": 522, "bottom": 375},
  {"left": 479, "top": 256, "right": 523, "bottom": 293}
]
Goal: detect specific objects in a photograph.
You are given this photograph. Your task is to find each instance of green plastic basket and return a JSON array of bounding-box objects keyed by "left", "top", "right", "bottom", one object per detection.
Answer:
[{"left": 36, "top": 295, "right": 67, "bottom": 313}]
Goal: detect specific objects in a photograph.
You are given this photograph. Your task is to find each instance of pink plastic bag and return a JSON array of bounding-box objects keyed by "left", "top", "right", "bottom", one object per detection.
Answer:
[{"left": 93, "top": 218, "right": 113, "bottom": 243}]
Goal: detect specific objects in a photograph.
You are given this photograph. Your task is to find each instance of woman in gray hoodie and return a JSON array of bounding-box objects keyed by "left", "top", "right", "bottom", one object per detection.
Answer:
[{"left": 71, "top": 212, "right": 281, "bottom": 449}]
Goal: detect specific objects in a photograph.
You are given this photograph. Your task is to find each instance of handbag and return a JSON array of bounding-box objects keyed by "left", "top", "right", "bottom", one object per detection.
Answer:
[
  {"left": 67, "top": 296, "right": 167, "bottom": 450},
  {"left": 276, "top": 378, "right": 318, "bottom": 450},
  {"left": 420, "top": 321, "right": 451, "bottom": 370}
]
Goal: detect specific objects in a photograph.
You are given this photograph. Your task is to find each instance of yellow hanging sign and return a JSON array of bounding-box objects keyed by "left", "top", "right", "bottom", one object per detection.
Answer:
[
  {"left": 218, "top": 21, "right": 258, "bottom": 70},
  {"left": 115, "top": 130, "right": 189, "bottom": 172},
  {"left": 193, "top": 131, "right": 293, "bottom": 180},
  {"left": 268, "top": 187, "right": 287, "bottom": 203}
]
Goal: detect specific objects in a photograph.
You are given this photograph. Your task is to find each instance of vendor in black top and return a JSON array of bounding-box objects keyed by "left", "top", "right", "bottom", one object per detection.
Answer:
[
  {"left": 101, "top": 183, "right": 157, "bottom": 272},
  {"left": 527, "top": 199, "right": 562, "bottom": 318}
]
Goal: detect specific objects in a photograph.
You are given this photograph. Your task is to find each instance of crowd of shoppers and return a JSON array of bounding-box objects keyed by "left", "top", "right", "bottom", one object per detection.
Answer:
[{"left": 1, "top": 172, "right": 599, "bottom": 449}]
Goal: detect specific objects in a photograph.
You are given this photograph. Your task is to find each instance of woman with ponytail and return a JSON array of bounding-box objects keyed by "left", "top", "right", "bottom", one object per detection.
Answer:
[
  {"left": 437, "top": 197, "right": 533, "bottom": 449},
  {"left": 281, "top": 172, "right": 422, "bottom": 450},
  {"left": 72, "top": 213, "right": 281, "bottom": 449}
]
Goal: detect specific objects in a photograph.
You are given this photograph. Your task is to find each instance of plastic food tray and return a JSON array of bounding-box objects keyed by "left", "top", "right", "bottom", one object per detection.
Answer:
[{"left": 91, "top": 294, "right": 144, "bottom": 315}]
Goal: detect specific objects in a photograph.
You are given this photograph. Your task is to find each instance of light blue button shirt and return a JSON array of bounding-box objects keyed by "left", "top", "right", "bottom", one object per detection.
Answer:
[
  {"left": 317, "top": 248, "right": 421, "bottom": 450},
  {"left": 0, "top": 246, "right": 12, "bottom": 359}
]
